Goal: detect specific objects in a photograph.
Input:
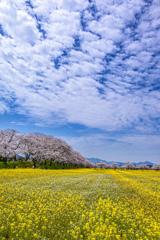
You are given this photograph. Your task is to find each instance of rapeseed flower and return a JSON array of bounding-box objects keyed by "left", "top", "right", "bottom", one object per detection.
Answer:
[{"left": 0, "top": 169, "right": 159, "bottom": 239}]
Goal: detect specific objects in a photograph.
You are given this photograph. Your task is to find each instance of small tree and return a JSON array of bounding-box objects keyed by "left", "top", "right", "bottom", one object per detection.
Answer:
[
  {"left": 96, "top": 162, "right": 110, "bottom": 169},
  {"left": 123, "top": 162, "right": 136, "bottom": 170},
  {"left": 139, "top": 164, "right": 149, "bottom": 170},
  {"left": 110, "top": 163, "right": 118, "bottom": 170},
  {"left": 152, "top": 164, "right": 160, "bottom": 170}
]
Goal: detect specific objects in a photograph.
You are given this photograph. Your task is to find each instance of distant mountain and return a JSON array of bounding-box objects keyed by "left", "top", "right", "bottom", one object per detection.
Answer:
[
  {"left": 88, "top": 158, "right": 154, "bottom": 166},
  {"left": 87, "top": 158, "right": 125, "bottom": 166},
  {"left": 87, "top": 158, "right": 108, "bottom": 163},
  {"left": 132, "top": 161, "right": 154, "bottom": 166}
]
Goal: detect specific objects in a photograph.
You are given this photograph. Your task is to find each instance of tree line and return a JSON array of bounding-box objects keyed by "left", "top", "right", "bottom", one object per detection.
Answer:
[
  {"left": 0, "top": 129, "right": 159, "bottom": 170},
  {"left": 96, "top": 161, "right": 160, "bottom": 170},
  {"left": 0, "top": 129, "right": 93, "bottom": 168}
]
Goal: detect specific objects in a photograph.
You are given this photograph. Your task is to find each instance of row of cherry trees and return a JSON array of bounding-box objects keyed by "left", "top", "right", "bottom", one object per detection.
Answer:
[
  {"left": 0, "top": 129, "right": 94, "bottom": 167},
  {"left": 0, "top": 129, "right": 159, "bottom": 169},
  {"left": 96, "top": 161, "right": 160, "bottom": 170}
]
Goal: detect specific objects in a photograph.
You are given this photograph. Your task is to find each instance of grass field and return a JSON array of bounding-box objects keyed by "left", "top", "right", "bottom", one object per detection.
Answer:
[{"left": 0, "top": 169, "right": 160, "bottom": 240}]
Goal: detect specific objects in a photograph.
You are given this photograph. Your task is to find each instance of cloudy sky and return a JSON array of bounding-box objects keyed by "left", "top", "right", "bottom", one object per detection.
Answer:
[{"left": 0, "top": 0, "right": 160, "bottom": 163}]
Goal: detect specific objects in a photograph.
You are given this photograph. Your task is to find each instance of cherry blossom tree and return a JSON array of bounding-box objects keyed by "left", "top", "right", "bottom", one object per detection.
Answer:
[
  {"left": 139, "top": 164, "right": 150, "bottom": 170},
  {"left": 123, "top": 162, "right": 136, "bottom": 170},
  {"left": 0, "top": 129, "right": 93, "bottom": 167},
  {"left": 0, "top": 129, "right": 21, "bottom": 163},
  {"left": 96, "top": 162, "right": 110, "bottom": 169},
  {"left": 152, "top": 164, "right": 160, "bottom": 170},
  {"left": 110, "top": 163, "right": 118, "bottom": 170}
]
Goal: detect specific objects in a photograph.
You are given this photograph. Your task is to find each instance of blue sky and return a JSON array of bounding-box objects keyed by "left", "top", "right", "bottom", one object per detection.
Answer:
[{"left": 0, "top": 0, "right": 160, "bottom": 163}]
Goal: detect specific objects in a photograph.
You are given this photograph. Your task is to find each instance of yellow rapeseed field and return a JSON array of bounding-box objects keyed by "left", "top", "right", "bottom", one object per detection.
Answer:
[{"left": 0, "top": 169, "right": 160, "bottom": 239}]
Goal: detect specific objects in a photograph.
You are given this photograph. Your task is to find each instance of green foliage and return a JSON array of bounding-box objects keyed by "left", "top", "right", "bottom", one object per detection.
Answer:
[{"left": 0, "top": 160, "right": 75, "bottom": 169}]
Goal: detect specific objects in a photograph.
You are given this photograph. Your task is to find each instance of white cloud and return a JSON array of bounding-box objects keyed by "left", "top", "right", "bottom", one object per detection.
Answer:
[
  {"left": 0, "top": 2, "right": 39, "bottom": 44},
  {"left": 0, "top": 101, "right": 9, "bottom": 114},
  {"left": 0, "top": 0, "right": 160, "bottom": 134}
]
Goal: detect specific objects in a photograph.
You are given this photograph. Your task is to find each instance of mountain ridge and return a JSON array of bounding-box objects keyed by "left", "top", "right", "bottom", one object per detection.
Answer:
[{"left": 87, "top": 158, "right": 154, "bottom": 166}]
